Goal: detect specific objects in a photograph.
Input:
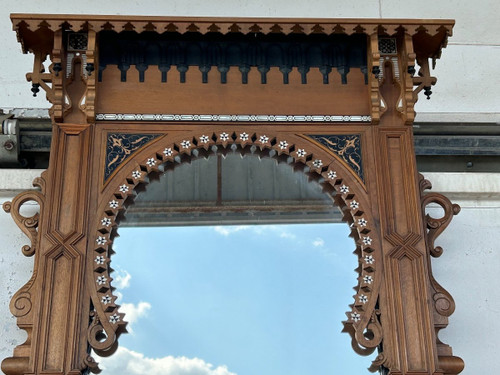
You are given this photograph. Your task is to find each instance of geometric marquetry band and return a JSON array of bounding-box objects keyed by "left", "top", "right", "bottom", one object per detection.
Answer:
[{"left": 96, "top": 113, "right": 372, "bottom": 123}]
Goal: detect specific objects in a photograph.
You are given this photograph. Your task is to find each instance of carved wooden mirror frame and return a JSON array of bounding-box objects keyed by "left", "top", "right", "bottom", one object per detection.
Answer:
[{"left": 2, "top": 15, "right": 464, "bottom": 375}]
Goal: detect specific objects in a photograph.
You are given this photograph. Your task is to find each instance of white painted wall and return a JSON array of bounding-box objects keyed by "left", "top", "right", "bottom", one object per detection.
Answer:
[
  {"left": 1, "top": 171, "right": 499, "bottom": 374},
  {"left": 425, "top": 173, "right": 500, "bottom": 374},
  {"left": 430, "top": 204, "right": 500, "bottom": 374}
]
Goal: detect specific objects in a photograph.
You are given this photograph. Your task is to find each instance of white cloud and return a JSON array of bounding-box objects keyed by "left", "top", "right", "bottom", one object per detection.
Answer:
[
  {"left": 214, "top": 225, "right": 250, "bottom": 236},
  {"left": 99, "top": 346, "right": 237, "bottom": 375},
  {"left": 312, "top": 238, "right": 325, "bottom": 247},
  {"left": 120, "top": 301, "right": 151, "bottom": 333},
  {"left": 279, "top": 231, "right": 296, "bottom": 240},
  {"left": 114, "top": 269, "right": 132, "bottom": 289},
  {"left": 213, "top": 224, "right": 299, "bottom": 242}
]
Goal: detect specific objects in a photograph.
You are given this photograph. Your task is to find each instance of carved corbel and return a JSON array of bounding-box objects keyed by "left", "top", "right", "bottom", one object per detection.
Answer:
[
  {"left": 419, "top": 174, "right": 464, "bottom": 375},
  {"left": 377, "top": 37, "right": 403, "bottom": 119},
  {"left": 63, "top": 30, "right": 97, "bottom": 124},
  {"left": 27, "top": 28, "right": 98, "bottom": 123}
]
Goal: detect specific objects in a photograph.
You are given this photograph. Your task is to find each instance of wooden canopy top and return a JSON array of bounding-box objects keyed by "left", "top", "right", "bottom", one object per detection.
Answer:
[{"left": 11, "top": 13, "right": 454, "bottom": 59}]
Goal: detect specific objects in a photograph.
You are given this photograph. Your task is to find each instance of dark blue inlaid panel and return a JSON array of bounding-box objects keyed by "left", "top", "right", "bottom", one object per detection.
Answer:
[
  {"left": 105, "top": 133, "right": 160, "bottom": 182},
  {"left": 308, "top": 134, "right": 364, "bottom": 183}
]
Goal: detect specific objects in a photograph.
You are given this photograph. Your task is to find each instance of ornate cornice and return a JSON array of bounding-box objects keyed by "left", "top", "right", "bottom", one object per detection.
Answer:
[{"left": 11, "top": 14, "right": 453, "bottom": 59}]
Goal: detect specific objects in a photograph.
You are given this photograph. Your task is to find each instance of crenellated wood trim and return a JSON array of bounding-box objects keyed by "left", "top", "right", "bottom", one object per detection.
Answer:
[{"left": 11, "top": 14, "right": 454, "bottom": 42}]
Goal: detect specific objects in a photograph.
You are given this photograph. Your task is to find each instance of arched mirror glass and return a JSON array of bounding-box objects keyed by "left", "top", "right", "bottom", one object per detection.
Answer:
[{"left": 96, "top": 151, "right": 375, "bottom": 374}]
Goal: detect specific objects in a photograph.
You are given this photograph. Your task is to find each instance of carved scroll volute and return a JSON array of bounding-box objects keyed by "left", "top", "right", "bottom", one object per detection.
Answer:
[
  {"left": 2, "top": 176, "right": 45, "bottom": 258},
  {"left": 419, "top": 173, "right": 464, "bottom": 375},
  {"left": 2, "top": 175, "right": 45, "bottom": 323},
  {"left": 419, "top": 174, "right": 460, "bottom": 258},
  {"left": 368, "top": 32, "right": 381, "bottom": 124}
]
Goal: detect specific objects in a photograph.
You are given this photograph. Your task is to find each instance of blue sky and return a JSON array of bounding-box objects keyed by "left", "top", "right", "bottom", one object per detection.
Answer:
[{"left": 99, "top": 223, "right": 374, "bottom": 375}]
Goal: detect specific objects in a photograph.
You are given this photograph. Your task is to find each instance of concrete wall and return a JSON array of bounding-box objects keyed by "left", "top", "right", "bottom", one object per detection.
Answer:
[{"left": 1, "top": 171, "right": 499, "bottom": 374}]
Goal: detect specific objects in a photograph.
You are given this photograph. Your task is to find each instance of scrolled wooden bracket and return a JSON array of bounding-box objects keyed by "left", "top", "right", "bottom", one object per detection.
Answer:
[
  {"left": 412, "top": 56, "right": 437, "bottom": 101},
  {"left": 2, "top": 176, "right": 45, "bottom": 257},
  {"left": 343, "top": 307, "right": 383, "bottom": 365},
  {"left": 1, "top": 175, "right": 46, "bottom": 375},
  {"left": 86, "top": 307, "right": 120, "bottom": 374},
  {"left": 419, "top": 173, "right": 464, "bottom": 375},
  {"left": 25, "top": 27, "right": 98, "bottom": 123},
  {"left": 87, "top": 308, "right": 121, "bottom": 359},
  {"left": 25, "top": 50, "right": 55, "bottom": 102},
  {"left": 3, "top": 176, "right": 45, "bottom": 322},
  {"left": 419, "top": 174, "right": 460, "bottom": 258}
]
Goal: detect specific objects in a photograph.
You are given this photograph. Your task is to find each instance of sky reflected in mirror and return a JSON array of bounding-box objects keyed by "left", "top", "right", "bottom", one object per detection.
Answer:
[{"left": 99, "top": 223, "right": 374, "bottom": 375}]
